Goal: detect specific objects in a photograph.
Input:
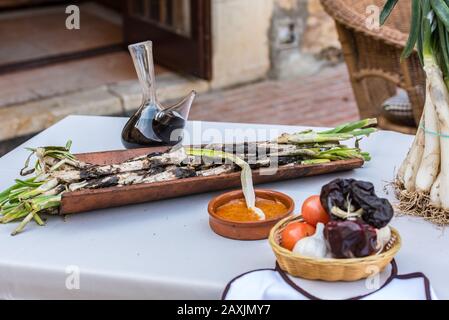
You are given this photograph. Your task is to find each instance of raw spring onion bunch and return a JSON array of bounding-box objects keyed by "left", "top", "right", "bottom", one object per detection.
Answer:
[
  {"left": 0, "top": 119, "right": 376, "bottom": 235},
  {"left": 383, "top": 0, "right": 449, "bottom": 224}
]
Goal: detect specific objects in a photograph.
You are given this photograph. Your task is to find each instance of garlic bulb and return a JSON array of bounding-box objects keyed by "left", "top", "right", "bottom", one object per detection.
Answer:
[
  {"left": 376, "top": 226, "right": 391, "bottom": 251},
  {"left": 293, "top": 223, "right": 328, "bottom": 259}
]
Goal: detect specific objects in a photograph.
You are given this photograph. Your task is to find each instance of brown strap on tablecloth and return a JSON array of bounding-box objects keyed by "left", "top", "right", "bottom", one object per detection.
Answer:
[{"left": 223, "top": 259, "right": 433, "bottom": 300}]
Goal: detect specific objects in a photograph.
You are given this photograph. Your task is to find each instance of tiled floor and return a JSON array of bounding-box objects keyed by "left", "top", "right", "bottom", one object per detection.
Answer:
[
  {"left": 0, "top": 2, "right": 172, "bottom": 108},
  {"left": 0, "top": 51, "right": 167, "bottom": 108},
  {"left": 0, "top": 4, "right": 122, "bottom": 66},
  {"left": 0, "top": 63, "right": 357, "bottom": 156},
  {"left": 0, "top": 1, "right": 36, "bottom": 9},
  {"left": 190, "top": 64, "right": 359, "bottom": 127}
]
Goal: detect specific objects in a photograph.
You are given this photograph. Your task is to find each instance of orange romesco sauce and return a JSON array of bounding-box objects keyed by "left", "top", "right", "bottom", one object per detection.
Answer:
[{"left": 216, "top": 197, "right": 288, "bottom": 222}]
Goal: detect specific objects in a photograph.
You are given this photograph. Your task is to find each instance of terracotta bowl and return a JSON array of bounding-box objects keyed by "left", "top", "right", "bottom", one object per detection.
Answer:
[{"left": 207, "top": 189, "right": 295, "bottom": 240}]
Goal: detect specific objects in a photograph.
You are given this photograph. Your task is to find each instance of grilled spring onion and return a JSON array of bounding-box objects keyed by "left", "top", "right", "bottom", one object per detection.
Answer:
[
  {"left": 20, "top": 140, "right": 84, "bottom": 176},
  {"left": 185, "top": 147, "right": 266, "bottom": 220},
  {"left": 68, "top": 166, "right": 197, "bottom": 191},
  {"left": 277, "top": 118, "right": 377, "bottom": 144},
  {"left": 383, "top": 0, "right": 449, "bottom": 224},
  {"left": 50, "top": 144, "right": 371, "bottom": 184},
  {"left": 0, "top": 119, "right": 376, "bottom": 235}
]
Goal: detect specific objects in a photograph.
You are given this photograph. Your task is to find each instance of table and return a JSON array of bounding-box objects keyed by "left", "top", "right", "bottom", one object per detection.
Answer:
[{"left": 0, "top": 115, "right": 447, "bottom": 299}]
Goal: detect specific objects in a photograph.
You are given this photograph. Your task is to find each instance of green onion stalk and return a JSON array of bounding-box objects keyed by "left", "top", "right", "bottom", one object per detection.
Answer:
[
  {"left": 383, "top": 0, "right": 449, "bottom": 224},
  {"left": 185, "top": 148, "right": 266, "bottom": 220},
  {"left": 0, "top": 119, "right": 376, "bottom": 235},
  {"left": 277, "top": 118, "right": 377, "bottom": 144},
  {"left": 0, "top": 143, "right": 75, "bottom": 235}
]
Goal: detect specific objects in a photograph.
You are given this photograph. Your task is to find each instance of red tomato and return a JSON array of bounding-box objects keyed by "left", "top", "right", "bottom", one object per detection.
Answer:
[
  {"left": 281, "top": 222, "right": 316, "bottom": 251},
  {"left": 302, "top": 195, "right": 330, "bottom": 227}
]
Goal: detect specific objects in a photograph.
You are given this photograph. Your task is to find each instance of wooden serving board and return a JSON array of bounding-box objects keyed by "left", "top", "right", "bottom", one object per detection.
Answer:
[{"left": 60, "top": 147, "right": 364, "bottom": 214}]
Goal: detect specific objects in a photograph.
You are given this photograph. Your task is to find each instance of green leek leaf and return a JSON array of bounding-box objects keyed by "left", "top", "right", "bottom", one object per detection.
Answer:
[
  {"left": 422, "top": 0, "right": 433, "bottom": 56},
  {"left": 380, "top": 0, "right": 400, "bottom": 25},
  {"left": 431, "top": 0, "right": 449, "bottom": 31},
  {"left": 402, "top": 0, "right": 421, "bottom": 59},
  {"left": 437, "top": 20, "right": 449, "bottom": 78}
]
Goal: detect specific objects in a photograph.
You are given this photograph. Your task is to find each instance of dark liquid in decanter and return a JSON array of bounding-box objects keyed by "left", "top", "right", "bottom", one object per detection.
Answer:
[{"left": 121, "top": 103, "right": 186, "bottom": 148}]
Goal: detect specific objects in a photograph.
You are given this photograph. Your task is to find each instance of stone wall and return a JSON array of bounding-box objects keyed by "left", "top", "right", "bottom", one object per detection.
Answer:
[
  {"left": 269, "top": 0, "right": 310, "bottom": 79},
  {"left": 210, "top": 0, "right": 341, "bottom": 85},
  {"left": 210, "top": 0, "right": 273, "bottom": 89},
  {"left": 269, "top": 0, "right": 341, "bottom": 79},
  {"left": 303, "top": 0, "right": 340, "bottom": 55}
]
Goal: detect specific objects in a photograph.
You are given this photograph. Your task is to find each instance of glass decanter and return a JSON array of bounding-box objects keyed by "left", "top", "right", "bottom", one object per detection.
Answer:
[{"left": 121, "top": 41, "right": 196, "bottom": 148}]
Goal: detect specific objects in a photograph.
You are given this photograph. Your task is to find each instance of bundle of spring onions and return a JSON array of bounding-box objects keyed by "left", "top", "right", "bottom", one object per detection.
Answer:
[
  {"left": 0, "top": 119, "right": 376, "bottom": 235},
  {"left": 383, "top": 0, "right": 449, "bottom": 224}
]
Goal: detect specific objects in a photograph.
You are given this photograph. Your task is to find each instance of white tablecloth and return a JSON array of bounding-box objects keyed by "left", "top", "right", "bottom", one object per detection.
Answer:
[{"left": 0, "top": 115, "right": 447, "bottom": 299}]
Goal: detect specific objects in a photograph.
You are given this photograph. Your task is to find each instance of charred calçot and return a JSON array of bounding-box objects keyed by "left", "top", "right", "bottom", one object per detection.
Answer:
[
  {"left": 2, "top": 118, "right": 377, "bottom": 237},
  {"left": 320, "top": 179, "right": 393, "bottom": 228}
]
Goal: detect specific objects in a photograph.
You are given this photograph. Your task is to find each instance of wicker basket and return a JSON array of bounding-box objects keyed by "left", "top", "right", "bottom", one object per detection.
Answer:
[
  {"left": 320, "top": 0, "right": 425, "bottom": 132},
  {"left": 269, "top": 215, "right": 401, "bottom": 282}
]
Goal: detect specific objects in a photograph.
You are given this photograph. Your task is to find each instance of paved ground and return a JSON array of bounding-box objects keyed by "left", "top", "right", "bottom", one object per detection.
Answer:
[
  {"left": 0, "top": 3, "right": 122, "bottom": 66},
  {"left": 0, "top": 63, "right": 357, "bottom": 156},
  {"left": 190, "top": 64, "right": 359, "bottom": 127}
]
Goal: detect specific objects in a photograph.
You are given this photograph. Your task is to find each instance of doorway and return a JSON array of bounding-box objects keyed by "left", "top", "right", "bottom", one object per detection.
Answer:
[
  {"left": 0, "top": 0, "right": 212, "bottom": 79},
  {"left": 124, "top": 0, "right": 212, "bottom": 79}
]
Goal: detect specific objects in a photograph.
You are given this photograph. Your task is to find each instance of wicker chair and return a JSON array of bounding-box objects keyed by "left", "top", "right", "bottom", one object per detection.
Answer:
[{"left": 320, "top": 0, "right": 425, "bottom": 134}]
